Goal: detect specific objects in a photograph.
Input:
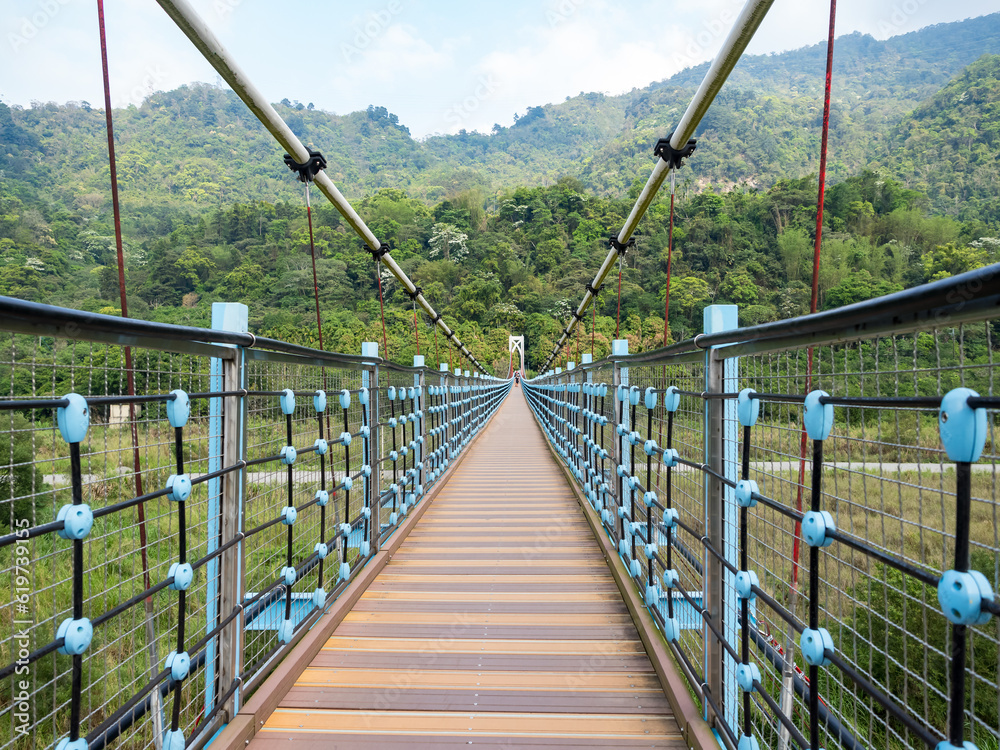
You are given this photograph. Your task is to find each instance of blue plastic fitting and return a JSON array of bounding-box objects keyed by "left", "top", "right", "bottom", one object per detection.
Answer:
[
  {"left": 736, "top": 662, "right": 761, "bottom": 693},
  {"left": 629, "top": 386, "right": 640, "bottom": 406},
  {"left": 314, "top": 389, "right": 327, "bottom": 412},
  {"left": 802, "top": 510, "right": 835, "bottom": 547},
  {"left": 340, "top": 431, "right": 352, "bottom": 446},
  {"left": 616, "top": 423, "right": 626, "bottom": 437},
  {"left": 643, "top": 490, "right": 657, "bottom": 508},
  {"left": 362, "top": 464, "right": 373, "bottom": 477},
  {"left": 359, "top": 540, "right": 371, "bottom": 557},
  {"left": 315, "top": 542, "right": 328, "bottom": 560},
  {"left": 388, "top": 417, "right": 398, "bottom": 429},
  {"left": 277, "top": 619, "right": 294, "bottom": 644},
  {"left": 281, "top": 506, "right": 297, "bottom": 525},
  {"left": 399, "top": 388, "right": 408, "bottom": 402},
  {"left": 663, "top": 568, "right": 679, "bottom": 589},
  {"left": 342, "top": 477, "right": 353, "bottom": 491},
  {"left": 663, "top": 617, "right": 681, "bottom": 643},
  {"left": 735, "top": 479, "right": 758, "bottom": 508},
  {"left": 165, "top": 650, "right": 191, "bottom": 681},
  {"left": 799, "top": 627, "right": 834, "bottom": 667},
  {"left": 387, "top": 386, "right": 396, "bottom": 400},
  {"left": 390, "top": 450, "right": 399, "bottom": 462},
  {"left": 338, "top": 389, "right": 351, "bottom": 409},
  {"left": 735, "top": 570, "right": 759, "bottom": 600},
  {"left": 57, "top": 617, "right": 93, "bottom": 655},
  {"left": 644, "top": 543, "right": 657, "bottom": 560},
  {"left": 361, "top": 425, "right": 371, "bottom": 438},
  {"left": 661, "top": 449, "right": 679, "bottom": 469},
  {"left": 279, "top": 388, "right": 296, "bottom": 415},
  {"left": 737, "top": 388, "right": 759, "bottom": 428},
  {"left": 645, "top": 584, "right": 659, "bottom": 607},
  {"left": 56, "top": 738, "right": 90, "bottom": 750},
  {"left": 167, "top": 389, "right": 190, "bottom": 428},
  {"left": 280, "top": 445, "right": 297, "bottom": 465},
  {"left": 644, "top": 439, "right": 658, "bottom": 456},
  {"left": 163, "top": 730, "right": 186, "bottom": 750},
  {"left": 281, "top": 566, "right": 296, "bottom": 586},
  {"left": 737, "top": 735, "right": 761, "bottom": 750},
  {"left": 339, "top": 522, "right": 353, "bottom": 537},
  {"left": 169, "top": 562, "right": 194, "bottom": 591},
  {"left": 315, "top": 489, "right": 329, "bottom": 507},
  {"left": 57, "top": 503, "right": 94, "bottom": 540},
  {"left": 359, "top": 387, "right": 370, "bottom": 406},
  {"left": 56, "top": 393, "right": 89, "bottom": 444},
  {"left": 644, "top": 387, "right": 658, "bottom": 410},
  {"left": 312, "top": 587, "right": 326, "bottom": 609},
  {"left": 616, "top": 464, "right": 627, "bottom": 478},
  {"left": 939, "top": 387, "right": 987, "bottom": 463},
  {"left": 339, "top": 561, "right": 351, "bottom": 582},
  {"left": 313, "top": 438, "right": 329, "bottom": 456},
  {"left": 663, "top": 386, "right": 680, "bottom": 413},
  {"left": 629, "top": 557, "right": 641, "bottom": 578},
  {"left": 662, "top": 508, "right": 679, "bottom": 530},
  {"left": 938, "top": 569, "right": 995, "bottom": 625},
  {"left": 167, "top": 473, "right": 192, "bottom": 502},
  {"left": 935, "top": 742, "right": 978, "bottom": 750},
  {"left": 628, "top": 430, "right": 641, "bottom": 446},
  {"left": 803, "top": 390, "right": 834, "bottom": 441}
]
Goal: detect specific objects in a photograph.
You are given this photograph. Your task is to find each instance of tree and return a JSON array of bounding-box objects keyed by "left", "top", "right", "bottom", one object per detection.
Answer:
[{"left": 428, "top": 223, "right": 468, "bottom": 261}]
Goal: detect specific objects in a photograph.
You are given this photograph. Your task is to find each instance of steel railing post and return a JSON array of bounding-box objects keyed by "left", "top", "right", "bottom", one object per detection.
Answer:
[
  {"left": 612, "top": 340, "right": 629, "bottom": 551},
  {"left": 413, "top": 356, "right": 425, "bottom": 501}
]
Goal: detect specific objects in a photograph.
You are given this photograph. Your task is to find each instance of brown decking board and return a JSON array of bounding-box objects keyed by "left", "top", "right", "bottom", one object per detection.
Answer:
[{"left": 249, "top": 390, "right": 684, "bottom": 748}]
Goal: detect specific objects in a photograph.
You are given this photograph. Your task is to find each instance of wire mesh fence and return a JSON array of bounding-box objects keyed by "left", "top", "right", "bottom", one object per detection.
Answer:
[
  {"left": 0, "top": 300, "right": 511, "bottom": 750},
  {"left": 524, "top": 266, "right": 1000, "bottom": 750}
]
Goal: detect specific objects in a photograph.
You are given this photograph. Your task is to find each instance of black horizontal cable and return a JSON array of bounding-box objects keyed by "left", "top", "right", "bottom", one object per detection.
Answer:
[
  {"left": 92, "top": 575, "right": 176, "bottom": 628},
  {"left": 702, "top": 685, "right": 739, "bottom": 746},
  {"left": 190, "top": 534, "right": 243, "bottom": 571},
  {"left": 819, "top": 395, "right": 943, "bottom": 408},
  {"left": 751, "top": 584, "right": 805, "bottom": 634},
  {"left": 753, "top": 679, "right": 810, "bottom": 750},
  {"left": 826, "top": 528, "right": 940, "bottom": 587},
  {"left": 0, "top": 638, "right": 64, "bottom": 680}
]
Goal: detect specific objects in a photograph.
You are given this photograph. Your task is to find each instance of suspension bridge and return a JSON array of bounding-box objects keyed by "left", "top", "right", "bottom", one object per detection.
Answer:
[{"left": 2, "top": 1, "right": 999, "bottom": 750}]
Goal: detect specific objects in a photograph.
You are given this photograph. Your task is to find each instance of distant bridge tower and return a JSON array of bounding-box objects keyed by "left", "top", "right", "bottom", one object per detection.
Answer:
[{"left": 508, "top": 335, "right": 525, "bottom": 378}]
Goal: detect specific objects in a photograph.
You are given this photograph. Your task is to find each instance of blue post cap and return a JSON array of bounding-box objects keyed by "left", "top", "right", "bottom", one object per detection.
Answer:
[
  {"left": 644, "top": 387, "right": 658, "bottom": 410},
  {"left": 804, "top": 390, "right": 834, "bottom": 441},
  {"left": 57, "top": 503, "right": 94, "bottom": 540},
  {"left": 361, "top": 341, "right": 379, "bottom": 359},
  {"left": 440, "top": 363, "right": 449, "bottom": 371},
  {"left": 279, "top": 388, "right": 296, "bottom": 415},
  {"left": 281, "top": 506, "right": 297, "bottom": 525},
  {"left": 939, "top": 387, "right": 987, "bottom": 463},
  {"left": 314, "top": 390, "right": 327, "bottom": 412},
  {"left": 938, "top": 569, "right": 994, "bottom": 625},
  {"left": 399, "top": 388, "right": 408, "bottom": 402},
  {"left": 281, "top": 565, "right": 297, "bottom": 586},
  {"left": 312, "top": 587, "right": 326, "bottom": 609},
  {"left": 167, "top": 474, "right": 192, "bottom": 502},
  {"left": 413, "top": 354, "right": 425, "bottom": 367},
  {"left": 314, "top": 542, "right": 328, "bottom": 560},
  {"left": 163, "top": 730, "right": 186, "bottom": 750},
  {"left": 56, "top": 393, "right": 89, "bottom": 444},
  {"left": 169, "top": 562, "right": 194, "bottom": 591},
  {"left": 387, "top": 386, "right": 396, "bottom": 400},
  {"left": 280, "top": 445, "right": 297, "bottom": 465},
  {"left": 645, "top": 584, "right": 660, "bottom": 607},
  {"left": 663, "top": 386, "right": 680, "bottom": 413},
  {"left": 799, "top": 627, "right": 834, "bottom": 667},
  {"left": 736, "top": 662, "right": 761, "bottom": 693},
  {"left": 167, "top": 390, "right": 190, "bottom": 428},
  {"left": 165, "top": 650, "right": 191, "bottom": 681},
  {"left": 735, "top": 479, "right": 758, "bottom": 508},
  {"left": 339, "top": 560, "right": 351, "bottom": 582},
  {"left": 339, "top": 389, "right": 352, "bottom": 409},
  {"left": 56, "top": 617, "right": 93, "bottom": 655},
  {"left": 737, "top": 388, "right": 759, "bottom": 427},
  {"left": 802, "top": 510, "right": 835, "bottom": 547},
  {"left": 277, "top": 619, "right": 294, "bottom": 644},
  {"left": 629, "top": 386, "right": 640, "bottom": 406}
]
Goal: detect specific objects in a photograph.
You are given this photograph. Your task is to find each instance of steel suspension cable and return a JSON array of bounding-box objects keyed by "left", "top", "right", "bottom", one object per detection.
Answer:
[
  {"left": 374, "top": 259, "right": 389, "bottom": 359},
  {"left": 411, "top": 298, "right": 421, "bottom": 356},
  {"left": 663, "top": 169, "right": 676, "bottom": 347},
  {"left": 304, "top": 182, "right": 324, "bottom": 351},
  {"left": 615, "top": 254, "right": 624, "bottom": 339},
  {"left": 95, "top": 1, "right": 163, "bottom": 744}
]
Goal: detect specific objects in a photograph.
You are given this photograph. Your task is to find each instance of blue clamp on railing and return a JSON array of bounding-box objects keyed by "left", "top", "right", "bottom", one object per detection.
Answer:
[
  {"left": 56, "top": 393, "right": 89, "bottom": 444},
  {"left": 643, "top": 490, "right": 657, "bottom": 507},
  {"left": 312, "top": 587, "right": 326, "bottom": 609},
  {"left": 938, "top": 569, "right": 995, "bottom": 625},
  {"left": 645, "top": 584, "right": 659, "bottom": 607},
  {"left": 735, "top": 570, "right": 759, "bottom": 600},
  {"left": 663, "top": 569, "right": 679, "bottom": 589},
  {"left": 277, "top": 619, "right": 294, "bottom": 644},
  {"left": 169, "top": 562, "right": 194, "bottom": 591},
  {"left": 387, "top": 386, "right": 396, "bottom": 400},
  {"left": 399, "top": 414, "right": 409, "bottom": 425},
  {"left": 616, "top": 464, "right": 627, "bottom": 478},
  {"left": 663, "top": 386, "right": 680, "bottom": 413},
  {"left": 342, "top": 477, "right": 353, "bottom": 491},
  {"left": 628, "top": 386, "right": 640, "bottom": 406},
  {"left": 400, "top": 388, "right": 409, "bottom": 401},
  {"left": 314, "top": 438, "right": 329, "bottom": 455},
  {"left": 314, "top": 542, "right": 328, "bottom": 560},
  {"left": 804, "top": 390, "right": 834, "bottom": 441},
  {"left": 644, "top": 387, "right": 657, "bottom": 410},
  {"left": 282, "top": 506, "right": 297, "bottom": 525},
  {"left": 939, "top": 387, "right": 987, "bottom": 463},
  {"left": 408, "top": 387, "right": 417, "bottom": 400},
  {"left": 662, "top": 508, "right": 679, "bottom": 530},
  {"left": 362, "top": 464, "right": 372, "bottom": 477},
  {"left": 663, "top": 617, "right": 681, "bottom": 643},
  {"left": 800, "top": 627, "right": 834, "bottom": 667},
  {"left": 167, "top": 389, "right": 190, "bottom": 428},
  {"left": 628, "top": 430, "right": 641, "bottom": 446},
  {"left": 166, "top": 473, "right": 192, "bottom": 502},
  {"left": 359, "top": 387, "right": 369, "bottom": 405},
  {"left": 737, "top": 388, "right": 759, "bottom": 428},
  {"left": 340, "top": 431, "right": 352, "bottom": 446},
  {"left": 315, "top": 489, "right": 329, "bottom": 506},
  {"left": 281, "top": 566, "right": 296, "bottom": 586},
  {"left": 280, "top": 445, "right": 297, "bottom": 465},
  {"left": 56, "top": 503, "right": 94, "bottom": 540},
  {"left": 163, "top": 731, "right": 186, "bottom": 750},
  {"left": 802, "top": 510, "right": 835, "bottom": 547},
  {"left": 165, "top": 650, "right": 191, "bottom": 681},
  {"left": 57, "top": 739, "right": 89, "bottom": 750},
  {"left": 661, "top": 449, "right": 679, "bottom": 469},
  {"left": 643, "top": 439, "right": 658, "bottom": 456},
  {"left": 737, "top": 736, "right": 760, "bottom": 750},
  {"left": 736, "top": 662, "right": 761, "bottom": 693},
  {"left": 57, "top": 617, "right": 93, "bottom": 656},
  {"left": 644, "top": 543, "right": 657, "bottom": 560},
  {"left": 279, "top": 388, "right": 296, "bottom": 415},
  {"left": 314, "top": 389, "right": 327, "bottom": 412},
  {"left": 735, "top": 479, "right": 758, "bottom": 508}
]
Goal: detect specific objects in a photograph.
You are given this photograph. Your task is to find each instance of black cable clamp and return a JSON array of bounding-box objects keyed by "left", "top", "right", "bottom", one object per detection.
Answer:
[
  {"left": 405, "top": 286, "right": 423, "bottom": 301},
  {"left": 653, "top": 131, "right": 697, "bottom": 169},
  {"left": 608, "top": 236, "right": 636, "bottom": 257},
  {"left": 283, "top": 148, "right": 327, "bottom": 183},
  {"left": 431, "top": 313, "right": 442, "bottom": 323},
  {"left": 585, "top": 283, "right": 602, "bottom": 297},
  {"left": 571, "top": 311, "right": 584, "bottom": 322},
  {"left": 367, "top": 244, "right": 390, "bottom": 262}
]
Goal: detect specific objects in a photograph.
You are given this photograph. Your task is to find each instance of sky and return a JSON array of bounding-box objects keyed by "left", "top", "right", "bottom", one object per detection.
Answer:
[{"left": 1, "top": 0, "right": 996, "bottom": 139}]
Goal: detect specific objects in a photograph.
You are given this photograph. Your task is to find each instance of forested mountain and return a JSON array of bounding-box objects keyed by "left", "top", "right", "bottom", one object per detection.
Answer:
[{"left": 0, "top": 15, "right": 999, "bottom": 371}]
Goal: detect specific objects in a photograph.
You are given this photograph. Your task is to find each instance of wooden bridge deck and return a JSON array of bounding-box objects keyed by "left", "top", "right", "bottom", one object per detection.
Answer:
[{"left": 248, "top": 389, "right": 684, "bottom": 748}]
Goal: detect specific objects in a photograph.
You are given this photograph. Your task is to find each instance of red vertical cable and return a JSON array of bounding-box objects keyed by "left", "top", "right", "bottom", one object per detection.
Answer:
[
  {"left": 434, "top": 322, "right": 439, "bottom": 367},
  {"left": 591, "top": 297, "right": 596, "bottom": 357},
  {"left": 615, "top": 257, "right": 624, "bottom": 339},
  {"left": 305, "top": 182, "right": 324, "bottom": 351},
  {"left": 663, "top": 173, "right": 676, "bottom": 347},
  {"left": 412, "top": 300, "right": 421, "bottom": 356}
]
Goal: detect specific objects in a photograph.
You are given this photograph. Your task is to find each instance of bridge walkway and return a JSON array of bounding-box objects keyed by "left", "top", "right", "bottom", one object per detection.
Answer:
[{"left": 246, "top": 389, "right": 684, "bottom": 748}]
